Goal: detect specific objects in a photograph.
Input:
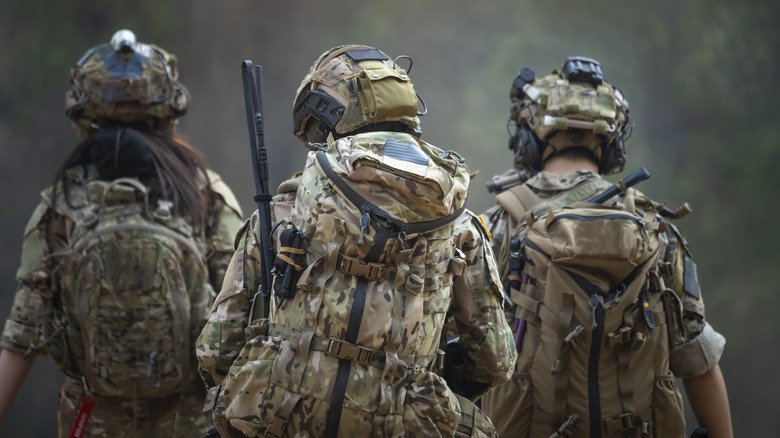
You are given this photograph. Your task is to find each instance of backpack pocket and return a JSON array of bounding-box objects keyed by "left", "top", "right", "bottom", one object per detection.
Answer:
[
  {"left": 528, "top": 206, "right": 658, "bottom": 292},
  {"left": 403, "top": 369, "right": 462, "bottom": 436},
  {"left": 651, "top": 373, "right": 685, "bottom": 437},
  {"left": 223, "top": 319, "right": 280, "bottom": 434}
]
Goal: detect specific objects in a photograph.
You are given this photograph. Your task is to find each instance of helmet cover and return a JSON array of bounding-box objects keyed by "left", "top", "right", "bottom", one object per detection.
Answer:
[
  {"left": 65, "top": 29, "right": 190, "bottom": 137},
  {"left": 293, "top": 45, "right": 420, "bottom": 143},
  {"left": 509, "top": 56, "right": 632, "bottom": 175}
]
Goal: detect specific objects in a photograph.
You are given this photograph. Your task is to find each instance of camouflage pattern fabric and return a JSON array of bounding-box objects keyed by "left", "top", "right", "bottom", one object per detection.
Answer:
[
  {"left": 512, "top": 72, "right": 630, "bottom": 167},
  {"left": 0, "top": 164, "right": 243, "bottom": 435},
  {"left": 294, "top": 45, "right": 419, "bottom": 141},
  {"left": 478, "top": 169, "right": 726, "bottom": 437},
  {"left": 57, "top": 375, "right": 212, "bottom": 438},
  {"left": 197, "top": 133, "right": 515, "bottom": 437},
  {"left": 65, "top": 40, "right": 190, "bottom": 134}
]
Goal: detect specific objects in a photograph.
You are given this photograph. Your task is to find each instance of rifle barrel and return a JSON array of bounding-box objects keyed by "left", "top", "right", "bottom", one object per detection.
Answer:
[{"left": 242, "top": 60, "right": 274, "bottom": 305}]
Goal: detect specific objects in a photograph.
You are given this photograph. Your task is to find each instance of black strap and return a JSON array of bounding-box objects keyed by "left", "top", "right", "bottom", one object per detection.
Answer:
[{"left": 315, "top": 151, "right": 466, "bottom": 235}]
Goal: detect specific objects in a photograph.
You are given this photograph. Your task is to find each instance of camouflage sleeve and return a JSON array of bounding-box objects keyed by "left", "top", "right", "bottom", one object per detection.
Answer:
[
  {"left": 196, "top": 211, "right": 263, "bottom": 388},
  {"left": 1, "top": 201, "right": 60, "bottom": 358},
  {"left": 479, "top": 204, "right": 514, "bottom": 279},
  {"left": 203, "top": 170, "right": 245, "bottom": 293},
  {"left": 663, "top": 224, "right": 726, "bottom": 379},
  {"left": 450, "top": 211, "right": 516, "bottom": 394}
]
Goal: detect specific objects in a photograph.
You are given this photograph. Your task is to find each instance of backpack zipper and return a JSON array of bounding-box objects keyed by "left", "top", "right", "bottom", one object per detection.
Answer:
[
  {"left": 550, "top": 212, "right": 644, "bottom": 227},
  {"left": 588, "top": 294, "right": 606, "bottom": 438}
]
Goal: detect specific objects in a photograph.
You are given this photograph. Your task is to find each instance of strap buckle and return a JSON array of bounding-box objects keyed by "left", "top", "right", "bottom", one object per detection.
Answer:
[
  {"left": 336, "top": 253, "right": 384, "bottom": 280},
  {"left": 607, "top": 326, "right": 633, "bottom": 347},
  {"left": 326, "top": 338, "right": 374, "bottom": 365}
]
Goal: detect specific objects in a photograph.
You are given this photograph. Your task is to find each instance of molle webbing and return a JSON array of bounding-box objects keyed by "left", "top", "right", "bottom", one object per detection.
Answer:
[{"left": 315, "top": 151, "right": 466, "bottom": 235}]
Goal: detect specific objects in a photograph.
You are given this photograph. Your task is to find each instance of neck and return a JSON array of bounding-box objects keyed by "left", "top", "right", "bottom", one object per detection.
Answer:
[{"left": 543, "top": 155, "right": 599, "bottom": 175}]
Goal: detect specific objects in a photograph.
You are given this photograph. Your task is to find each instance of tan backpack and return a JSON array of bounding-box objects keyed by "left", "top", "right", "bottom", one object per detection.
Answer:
[{"left": 500, "top": 182, "right": 686, "bottom": 437}]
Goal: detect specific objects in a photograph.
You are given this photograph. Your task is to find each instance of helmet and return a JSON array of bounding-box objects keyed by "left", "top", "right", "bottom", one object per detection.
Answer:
[
  {"left": 508, "top": 56, "right": 632, "bottom": 175},
  {"left": 293, "top": 45, "right": 421, "bottom": 143},
  {"left": 65, "top": 29, "right": 190, "bottom": 137}
]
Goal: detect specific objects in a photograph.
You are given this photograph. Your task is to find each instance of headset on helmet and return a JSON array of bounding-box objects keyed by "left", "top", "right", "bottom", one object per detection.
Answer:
[
  {"left": 507, "top": 56, "right": 632, "bottom": 175},
  {"left": 65, "top": 29, "right": 191, "bottom": 137},
  {"left": 292, "top": 45, "right": 423, "bottom": 144}
]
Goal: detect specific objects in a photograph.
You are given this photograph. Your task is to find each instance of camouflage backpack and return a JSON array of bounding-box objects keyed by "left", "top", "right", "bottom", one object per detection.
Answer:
[
  {"left": 221, "top": 131, "right": 475, "bottom": 437},
  {"left": 48, "top": 176, "right": 212, "bottom": 398},
  {"left": 499, "top": 178, "right": 686, "bottom": 437}
]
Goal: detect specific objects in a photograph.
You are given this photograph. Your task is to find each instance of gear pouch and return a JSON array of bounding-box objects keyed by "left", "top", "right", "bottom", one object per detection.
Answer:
[{"left": 358, "top": 68, "right": 418, "bottom": 119}]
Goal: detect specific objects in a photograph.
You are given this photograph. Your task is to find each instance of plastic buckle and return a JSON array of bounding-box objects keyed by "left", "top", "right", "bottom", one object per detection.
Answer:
[
  {"left": 617, "top": 413, "right": 635, "bottom": 430},
  {"left": 326, "top": 338, "right": 373, "bottom": 365},
  {"left": 563, "top": 326, "right": 585, "bottom": 350},
  {"left": 607, "top": 326, "right": 633, "bottom": 347}
]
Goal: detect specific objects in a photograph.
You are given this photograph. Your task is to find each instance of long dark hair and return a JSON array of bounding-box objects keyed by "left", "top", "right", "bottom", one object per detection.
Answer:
[{"left": 51, "top": 125, "right": 211, "bottom": 227}]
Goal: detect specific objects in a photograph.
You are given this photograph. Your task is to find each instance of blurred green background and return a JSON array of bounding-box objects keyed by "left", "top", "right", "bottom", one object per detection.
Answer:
[{"left": 1, "top": 1, "right": 777, "bottom": 436}]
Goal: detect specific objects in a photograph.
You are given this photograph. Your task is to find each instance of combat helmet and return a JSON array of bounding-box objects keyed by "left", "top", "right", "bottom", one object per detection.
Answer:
[
  {"left": 293, "top": 45, "right": 422, "bottom": 143},
  {"left": 508, "top": 56, "right": 632, "bottom": 175},
  {"left": 65, "top": 29, "right": 190, "bottom": 137}
]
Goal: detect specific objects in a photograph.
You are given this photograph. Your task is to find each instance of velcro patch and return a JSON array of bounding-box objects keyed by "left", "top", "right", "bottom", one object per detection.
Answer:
[
  {"left": 345, "top": 48, "right": 387, "bottom": 61},
  {"left": 683, "top": 253, "right": 700, "bottom": 299}
]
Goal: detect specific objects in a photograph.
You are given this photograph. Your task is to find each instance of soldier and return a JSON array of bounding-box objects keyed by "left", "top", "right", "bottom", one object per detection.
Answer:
[
  {"left": 0, "top": 30, "right": 244, "bottom": 437},
  {"left": 478, "top": 57, "right": 733, "bottom": 437},
  {"left": 196, "top": 45, "right": 516, "bottom": 437}
]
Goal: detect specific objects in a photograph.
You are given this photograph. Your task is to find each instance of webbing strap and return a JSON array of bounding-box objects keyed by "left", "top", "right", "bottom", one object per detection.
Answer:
[
  {"left": 324, "top": 276, "right": 368, "bottom": 437},
  {"left": 513, "top": 291, "right": 566, "bottom": 338},
  {"left": 264, "top": 330, "right": 313, "bottom": 437},
  {"left": 495, "top": 183, "right": 543, "bottom": 223},
  {"left": 263, "top": 392, "right": 302, "bottom": 438},
  {"left": 604, "top": 413, "right": 652, "bottom": 436},
  {"left": 553, "top": 293, "right": 575, "bottom": 421},
  {"left": 315, "top": 151, "right": 466, "bottom": 235}
]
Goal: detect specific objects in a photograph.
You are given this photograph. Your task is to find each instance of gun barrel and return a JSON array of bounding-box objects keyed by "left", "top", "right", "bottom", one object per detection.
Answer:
[
  {"left": 486, "top": 169, "right": 530, "bottom": 193},
  {"left": 242, "top": 60, "right": 274, "bottom": 319},
  {"left": 588, "top": 167, "right": 650, "bottom": 204}
]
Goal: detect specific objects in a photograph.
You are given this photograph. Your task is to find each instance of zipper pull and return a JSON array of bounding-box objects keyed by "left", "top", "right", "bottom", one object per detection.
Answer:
[
  {"left": 358, "top": 212, "right": 370, "bottom": 246},
  {"left": 589, "top": 295, "right": 600, "bottom": 329}
]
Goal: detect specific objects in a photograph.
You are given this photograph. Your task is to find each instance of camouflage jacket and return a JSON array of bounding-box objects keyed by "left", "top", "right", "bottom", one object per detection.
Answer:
[
  {"left": 0, "top": 164, "right": 244, "bottom": 359},
  {"left": 480, "top": 169, "right": 725, "bottom": 378}
]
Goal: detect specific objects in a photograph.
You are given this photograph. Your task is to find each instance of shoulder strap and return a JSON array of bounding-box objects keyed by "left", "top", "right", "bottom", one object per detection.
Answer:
[{"left": 495, "top": 184, "right": 543, "bottom": 223}]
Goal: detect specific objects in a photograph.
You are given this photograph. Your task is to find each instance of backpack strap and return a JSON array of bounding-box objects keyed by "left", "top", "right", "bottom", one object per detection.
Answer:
[{"left": 495, "top": 183, "right": 543, "bottom": 223}]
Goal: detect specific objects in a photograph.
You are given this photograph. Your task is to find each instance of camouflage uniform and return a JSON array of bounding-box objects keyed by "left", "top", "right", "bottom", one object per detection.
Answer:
[
  {"left": 196, "top": 147, "right": 516, "bottom": 437},
  {"left": 479, "top": 169, "right": 726, "bottom": 437},
  {"left": 0, "top": 164, "right": 244, "bottom": 438}
]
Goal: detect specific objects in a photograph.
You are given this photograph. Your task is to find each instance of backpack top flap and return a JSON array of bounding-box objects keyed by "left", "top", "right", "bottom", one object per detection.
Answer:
[
  {"left": 526, "top": 201, "right": 661, "bottom": 293},
  {"left": 318, "top": 131, "right": 470, "bottom": 225}
]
